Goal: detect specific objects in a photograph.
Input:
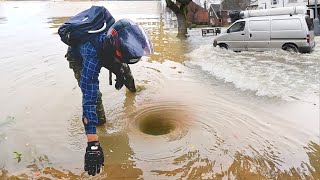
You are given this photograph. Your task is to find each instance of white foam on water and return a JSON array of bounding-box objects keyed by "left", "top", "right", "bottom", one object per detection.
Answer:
[{"left": 186, "top": 39, "right": 320, "bottom": 102}]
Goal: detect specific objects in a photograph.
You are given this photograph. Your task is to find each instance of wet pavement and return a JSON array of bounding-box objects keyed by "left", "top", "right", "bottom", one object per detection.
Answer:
[{"left": 0, "top": 1, "right": 319, "bottom": 179}]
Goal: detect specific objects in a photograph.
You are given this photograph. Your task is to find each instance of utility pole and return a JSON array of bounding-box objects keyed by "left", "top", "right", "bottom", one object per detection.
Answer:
[{"left": 315, "top": 0, "right": 320, "bottom": 35}]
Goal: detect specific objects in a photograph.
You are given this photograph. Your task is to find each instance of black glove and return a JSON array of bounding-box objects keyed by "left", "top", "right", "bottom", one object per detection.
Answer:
[
  {"left": 84, "top": 141, "right": 104, "bottom": 176},
  {"left": 114, "top": 63, "right": 136, "bottom": 92},
  {"left": 122, "top": 63, "right": 137, "bottom": 92}
]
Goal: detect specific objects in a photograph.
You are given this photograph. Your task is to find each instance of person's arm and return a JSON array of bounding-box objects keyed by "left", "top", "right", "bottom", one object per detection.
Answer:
[
  {"left": 79, "top": 42, "right": 102, "bottom": 140},
  {"left": 80, "top": 42, "right": 104, "bottom": 176}
]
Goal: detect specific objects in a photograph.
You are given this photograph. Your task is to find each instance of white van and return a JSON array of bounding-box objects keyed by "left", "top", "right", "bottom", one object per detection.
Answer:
[{"left": 213, "top": 7, "right": 315, "bottom": 53}]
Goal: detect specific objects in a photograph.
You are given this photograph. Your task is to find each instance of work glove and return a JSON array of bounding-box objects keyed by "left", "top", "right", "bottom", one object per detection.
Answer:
[
  {"left": 84, "top": 141, "right": 104, "bottom": 176},
  {"left": 114, "top": 63, "right": 136, "bottom": 92}
]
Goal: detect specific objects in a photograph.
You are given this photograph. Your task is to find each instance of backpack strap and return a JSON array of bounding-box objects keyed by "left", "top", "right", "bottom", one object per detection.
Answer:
[{"left": 109, "top": 70, "right": 113, "bottom": 85}]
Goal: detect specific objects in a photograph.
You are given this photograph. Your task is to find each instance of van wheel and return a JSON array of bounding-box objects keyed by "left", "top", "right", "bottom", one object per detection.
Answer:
[
  {"left": 218, "top": 44, "right": 228, "bottom": 50},
  {"left": 282, "top": 44, "right": 299, "bottom": 53}
]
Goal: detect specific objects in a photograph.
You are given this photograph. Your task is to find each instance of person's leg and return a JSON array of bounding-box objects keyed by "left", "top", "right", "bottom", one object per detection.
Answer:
[
  {"left": 66, "top": 52, "right": 106, "bottom": 126},
  {"left": 96, "top": 91, "right": 106, "bottom": 125}
]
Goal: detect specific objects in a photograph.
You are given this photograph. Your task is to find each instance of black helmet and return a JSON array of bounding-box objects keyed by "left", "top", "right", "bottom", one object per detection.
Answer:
[{"left": 104, "top": 18, "right": 153, "bottom": 64}]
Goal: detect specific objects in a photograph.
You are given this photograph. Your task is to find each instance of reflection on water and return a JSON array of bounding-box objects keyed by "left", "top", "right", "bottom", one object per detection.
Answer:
[
  {"left": 152, "top": 141, "right": 320, "bottom": 179},
  {"left": 93, "top": 132, "right": 143, "bottom": 179},
  {"left": 2, "top": 141, "right": 318, "bottom": 179},
  {"left": 146, "top": 18, "right": 187, "bottom": 63},
  {"left": 97, "top": 90, "right": 143, "bottom": 179},
  {"left": 0, "top": 1, "right": 319, "bottom": 179},
  {"left": 47, "top": 17, "right": 69, "bottom": 29}
]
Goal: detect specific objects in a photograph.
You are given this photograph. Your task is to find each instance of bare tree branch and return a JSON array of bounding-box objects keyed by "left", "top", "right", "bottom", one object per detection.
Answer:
[{"left": 166, "top": 0, "right": 180, "bottom": 13}]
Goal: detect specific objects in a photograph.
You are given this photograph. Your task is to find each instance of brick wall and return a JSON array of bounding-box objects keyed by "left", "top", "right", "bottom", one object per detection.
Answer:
[{"left": 186, "top": 1, "right": 209, "bottom": 25}]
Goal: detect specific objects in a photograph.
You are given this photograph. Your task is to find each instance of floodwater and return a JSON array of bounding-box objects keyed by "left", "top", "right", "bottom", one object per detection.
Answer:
[{"left": 0, "top": 1, "right": 319, "bottom": 179}]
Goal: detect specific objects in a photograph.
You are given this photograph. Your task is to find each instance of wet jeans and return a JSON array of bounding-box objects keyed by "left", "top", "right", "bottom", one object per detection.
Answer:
[{"left": 66, "top": 54, "right": 106, "bottom": 125}]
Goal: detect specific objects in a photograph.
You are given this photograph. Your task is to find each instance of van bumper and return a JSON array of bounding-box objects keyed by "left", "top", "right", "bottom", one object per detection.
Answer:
[{"left": 298, "top": 43, "right": 315, "bottom": 53}]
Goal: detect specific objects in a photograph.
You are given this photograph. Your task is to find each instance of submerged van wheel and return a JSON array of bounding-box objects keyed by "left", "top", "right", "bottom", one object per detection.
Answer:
[
  {"left": 218, "top": 44, "right": 228, "bottom": 50},
  {"left": 282, "top": 44, "right": 298, "bottom": 53}
]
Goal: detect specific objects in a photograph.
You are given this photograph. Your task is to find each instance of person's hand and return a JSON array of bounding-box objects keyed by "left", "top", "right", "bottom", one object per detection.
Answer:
[
  {"left": 122, "top": 63, "right": 136, "bottom": 92},
  {"left": 115, "top": 74, "right": 125, "bottom": 90},
  {"left": 84, "top": 141, "right": 104, "bottom": 176}
]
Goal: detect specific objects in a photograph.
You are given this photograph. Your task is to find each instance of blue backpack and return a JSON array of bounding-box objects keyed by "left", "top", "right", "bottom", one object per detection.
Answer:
[{"left": 58, "top": 6, "right": 115, "bottom": 47}]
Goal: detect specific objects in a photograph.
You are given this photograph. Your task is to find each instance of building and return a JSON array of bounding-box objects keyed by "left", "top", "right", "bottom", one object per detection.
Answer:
[
  {"left": 209, "top": 4, "right": 221, "bottom": 26},
  {"left": 307, "top": 1, "right": 320, "bottom": 20},
  {"left": 186, "top": 1, "right": 209, "bottom": 25},
  {"left": 161, "top": 0, "right": 209, "bottom": 28},
  {"left": 246, "top": 0, "right": 259, "bottom": 9},
  {"left": 258, "top": 0, "right": 312, "bottom": 9},
  {"left": 161, "top": 0, "right": 179, "bottom": 29},
  {"left": 162, "top": 9, "right": 178, "bottom": 29},
  {"left": 256, "top": 0, "right": 319, "bottom": 20},
  {"left": 209, "top": 3, "right": 237, "bottom": 26}
]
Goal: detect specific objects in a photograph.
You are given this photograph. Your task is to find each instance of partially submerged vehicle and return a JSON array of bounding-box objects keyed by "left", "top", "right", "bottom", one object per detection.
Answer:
[{"left": 213, "top": 6, "right": 315, "bottom": 53}]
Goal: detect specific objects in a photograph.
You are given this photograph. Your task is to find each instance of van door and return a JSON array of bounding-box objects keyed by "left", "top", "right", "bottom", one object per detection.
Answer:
[
  {"left": 305, "top": 16, "right": 315, "bottom": 47},
  {"left": 246, "top": 19, "right": 271, "bottom": 51},
  {"left": 270, "top": 18, "right": 305, "bottom": 49},
  {"left": 225, "top": 21, "right": 246, "bottom": 50}
]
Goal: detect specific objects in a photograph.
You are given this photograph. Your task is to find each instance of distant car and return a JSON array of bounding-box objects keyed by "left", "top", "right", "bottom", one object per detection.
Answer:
[{"left": 213, "top": 11, "right": 315, "bottom": 53}]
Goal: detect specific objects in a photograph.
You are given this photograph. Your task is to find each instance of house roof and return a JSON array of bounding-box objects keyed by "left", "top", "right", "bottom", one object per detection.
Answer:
[
  {"left": 210, "top": 4, "right": 220, "bottom": 13},
  {"left": 216, "top": 11, "right": 222, "bottom": 19}
]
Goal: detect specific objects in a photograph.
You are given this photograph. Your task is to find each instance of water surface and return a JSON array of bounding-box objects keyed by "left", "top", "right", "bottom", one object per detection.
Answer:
[{"left": 0, "top": 1, "right": 319, "bottom": 179}]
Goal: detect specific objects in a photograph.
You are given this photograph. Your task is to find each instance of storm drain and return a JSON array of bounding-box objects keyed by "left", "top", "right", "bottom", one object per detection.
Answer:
[{"left": 137, "top": 113, "right": 176, "bottom": 136}]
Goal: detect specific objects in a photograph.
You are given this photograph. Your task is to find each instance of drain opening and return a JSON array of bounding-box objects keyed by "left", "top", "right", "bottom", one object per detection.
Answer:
[{"left": 138, "top": 115, "right": 176, "bottom": 136}]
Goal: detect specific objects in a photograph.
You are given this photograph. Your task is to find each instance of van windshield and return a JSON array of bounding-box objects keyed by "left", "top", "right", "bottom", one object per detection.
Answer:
[
  {"left": 228, "top": 21, "right": 246, "bottom": 33},
  {"left": 305, "top": 16, "right": 314, "bottom": 31}
]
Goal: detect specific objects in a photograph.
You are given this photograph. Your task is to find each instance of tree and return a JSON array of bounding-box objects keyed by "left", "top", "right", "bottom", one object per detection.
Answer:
[
  {"left": 165, "top": 0, "right": 192, "bottom": 38},
  {"left": 221, "top": 0, "right": 251, "bottom": 10}
]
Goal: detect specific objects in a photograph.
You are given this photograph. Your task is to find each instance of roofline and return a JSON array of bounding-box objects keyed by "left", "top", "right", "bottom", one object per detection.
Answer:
[
  {"left": 209, "top": 4, "right": 220, "bottom": 19},
  {"left": 213, "top": 10, "right": 219, "bottom": 19}
]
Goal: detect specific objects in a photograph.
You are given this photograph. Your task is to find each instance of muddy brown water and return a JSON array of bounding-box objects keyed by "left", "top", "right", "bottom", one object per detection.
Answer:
[{"left": 0, "top": 1, "right": 319, "bottom": 179}]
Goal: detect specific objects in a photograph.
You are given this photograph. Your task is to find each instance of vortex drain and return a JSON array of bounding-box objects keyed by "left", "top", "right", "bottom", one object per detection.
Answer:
[{"left": 137, "top": 113, "right": 176, "bottom": 136}]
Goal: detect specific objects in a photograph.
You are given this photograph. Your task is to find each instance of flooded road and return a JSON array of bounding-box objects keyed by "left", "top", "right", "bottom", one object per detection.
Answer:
[{"left": 0, "top": 1, "right": 319, "bottom": 179}]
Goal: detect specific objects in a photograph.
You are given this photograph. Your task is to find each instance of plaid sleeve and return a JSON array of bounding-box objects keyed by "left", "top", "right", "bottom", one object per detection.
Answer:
[{"left": 79, "top": 42, "right": 102, "bottom": 134}]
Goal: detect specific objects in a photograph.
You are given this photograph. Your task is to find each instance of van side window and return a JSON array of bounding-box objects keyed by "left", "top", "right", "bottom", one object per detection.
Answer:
[
  {"left": 305, "top": 16, "right": 314, "bottom": 31},
  {"left": 229, "top": 21, "right": 245, "bottom": 33}
]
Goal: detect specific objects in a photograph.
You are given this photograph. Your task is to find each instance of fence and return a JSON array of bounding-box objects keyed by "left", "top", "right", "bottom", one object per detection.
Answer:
[{"left": 202, "top": 28, "right": 222, "bottom": 36}]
